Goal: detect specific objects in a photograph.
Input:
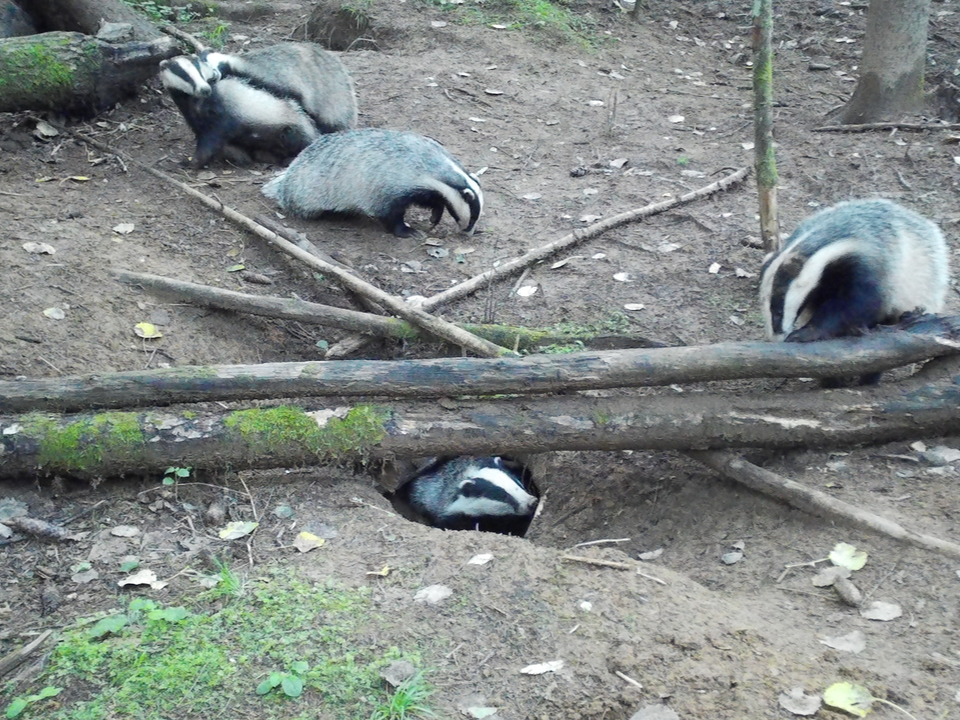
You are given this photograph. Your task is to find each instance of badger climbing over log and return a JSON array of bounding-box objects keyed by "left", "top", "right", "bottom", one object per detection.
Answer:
[
  {"left": 159, "top": 53, "right": 319, "bottom": 167},
  {"left": 261, "top": 129, "right": 484, "bottom": 237},
  {"left": 199, "top": 43, "right": 357, "bottom": 134},
  {"left": 759, "top": 198, "right": 950, "bottom": 384},
  {"left": 159, "top": 43, "right": 356, "bottom": 167},
  {"left": 393, "top": 456, "right": 538, "bottom": 535}
]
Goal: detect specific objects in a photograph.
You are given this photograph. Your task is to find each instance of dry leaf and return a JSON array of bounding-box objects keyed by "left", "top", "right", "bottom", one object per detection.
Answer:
[
  {"left": 293, "top": 531, "right": 325, "bottom": 553},
  {"left": 610, "top": 157, "right": 628, "bottom": 168},
  {"left": 551, "top": 255, "right": 583, "bottom": 269},
  {"left": 516, "top": 285, "right": 538, "bottom": 297},
  {"left": 623, "top": 303, "right": 645, "bottom": 311},
  {"left": 218, "top": 521, "right": 259, "bottom": 540},
  {"left": 112, "top": 223, "right": 135, "bottom": 234},
  {"left": 22, "top": 241, "right": 56, "bottom": 254},
  {"left": 414, "top": 584, "right": 453, "bottom": 604},
  {"left": 667, "top": 114, "right": 685, "bottom": 123},
  {"left": 118, "top": 568, "right": 168, "bottom": 589},
  {"left": 613, "top": 272, "right": 633, "bottom": 282},
  {"left": 859, "top": 600, "right": 902, "bottom": 621},
  {"left": 43, "top": 307, "right": 65, "bottom": 320},
  {"left": 580, "top": 214, "right": 602, "bottom": 223},
  {"left": 778, "top": 686, "right": 822, "bottom": 716},
  {"left": 110, "top": 525, "right": 140, "bottom": 537},
  {"left": 468, "top": 553, "right": 494, "bottom": 565},
  {"left": 522, "top": 192, "right": 542, "bottom": 200},
  {"left": 708, "top": 262, "right": 721, "bottom": 274},
  {"left": 819, "top": 630, "right": 866, "bottom": 654},
  {"left": 520, "top": 660, "right": 564, "bottom": 675},
  {"left": 484, "top": 88, "right": 504, "bottom": 95},
  {"left": 134, "top": 322, "right": 163, "bottom": 339}
]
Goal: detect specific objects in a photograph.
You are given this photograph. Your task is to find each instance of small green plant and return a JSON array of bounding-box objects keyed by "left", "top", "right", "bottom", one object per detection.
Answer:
[
  {"left": 162, "top": 466, "right": 191, "bottom": 485},
  {"left": 121, "top": 0, "right": 197, "bottom": 23},
  {"left": 539, "top": 340, "right": 585, "bottom": 354},
  {"left": 206, "top": 557, "right": 246, "bottom": 599},
  {"left": 256, "top": 661, "right": 309, "bottom": 699},
  {"left": 199, "top": 22, "right": 230, "bottom": 49},
  {"left": 4, "top": 687, "right": 62, "bottom": 719},
  {"left": 370, "top": 674, "right": 435, "bottom": 720},
  {"left": 676, "top": 156, "right": 690, "bottom": 166}
]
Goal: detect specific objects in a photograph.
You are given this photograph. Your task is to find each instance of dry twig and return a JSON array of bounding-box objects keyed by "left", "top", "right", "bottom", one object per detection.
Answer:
[{"left": 688, "top": 450, "right": 960, "bottom": 559}]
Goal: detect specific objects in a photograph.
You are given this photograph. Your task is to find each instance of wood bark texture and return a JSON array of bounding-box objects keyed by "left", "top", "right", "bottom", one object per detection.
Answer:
[
  {"left": 3, "top": 315, "right": 959, "bottom": 413},
  {"left": 839, "top": 0, "right": 931, "bottom": 123},
  {"left": 4, "top": 369, "right": 960, "bottom": 480},
  {"left": 751, "top": 0, "right": 780, "bottom": 252},
  {"left": 28, "top": 0, "right": 162, "bottom": 40},
  {"left": 0, "top": 32, "right": 177, "bottom": 114}
]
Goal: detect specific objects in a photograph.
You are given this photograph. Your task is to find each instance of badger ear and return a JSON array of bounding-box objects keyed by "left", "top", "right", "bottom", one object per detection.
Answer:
[{"left": 462, "top": 188, "right": 476, "bottom": 202}]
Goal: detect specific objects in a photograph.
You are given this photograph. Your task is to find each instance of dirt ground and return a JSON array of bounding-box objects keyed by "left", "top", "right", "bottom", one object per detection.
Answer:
[{"left": 3, "top": 0, "right": 960, "bottom": 718}]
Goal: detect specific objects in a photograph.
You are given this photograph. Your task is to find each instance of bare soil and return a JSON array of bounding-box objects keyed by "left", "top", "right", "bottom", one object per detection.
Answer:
[{"left": 2, "top": 1, "right": 960, "bottom": 718}]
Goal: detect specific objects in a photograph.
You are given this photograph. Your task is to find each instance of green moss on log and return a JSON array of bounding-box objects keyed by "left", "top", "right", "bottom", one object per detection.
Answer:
[
  {"left": 0, "top": 37, "right": 76, "bottom": 92},
  {"left": 223, "top": 405, "right": 387, "bottom": 461},
  {"left": 22, "top": 411, "right": 145, "bottom": 473}
]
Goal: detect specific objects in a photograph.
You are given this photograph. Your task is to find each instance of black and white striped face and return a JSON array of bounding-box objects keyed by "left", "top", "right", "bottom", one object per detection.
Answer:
[
  {"left": 198, "top": 50, "right": 233, "bottom": 76},
  {"left": 759, "top": 242, "right": 861, "bottom": 340},
  {"left": 446, "top": 465, "right": 538, "bottom": 519},
  {"left": 159, "top": 55, "right": 221, "bottom": 98},
  {"left": 426, "top": 165, "right": 484, "bottom": 235}
]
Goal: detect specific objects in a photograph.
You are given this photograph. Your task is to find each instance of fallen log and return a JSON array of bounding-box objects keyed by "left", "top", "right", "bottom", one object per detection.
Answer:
[
  {"left": 0, "top": 32, "right": 178, "bottom": 114},
  {"left": 29, "top": 0, "right": 163, "bottom": 40},
  {"left": 3, "top": 315, "right": 959, "bottom": 413},
  {"left": 3, "top": 371, "right": 960, "bottom": 480}
]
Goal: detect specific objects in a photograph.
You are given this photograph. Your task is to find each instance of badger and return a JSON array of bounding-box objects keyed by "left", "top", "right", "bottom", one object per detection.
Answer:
[
  {"left": 261, "top": 129, "right": 484, "bottom": 237},
  {"left": 393, "top": 456, "right": 539, "bottom": 535},
  {"left": 199, "top": 43, "right": 357, "bottom": 134},
  {"left": 159, "top": 54, "right": 318, "bottom": 167},
  {"left": 760, "top": 198, "right": 950, "bottom": 383}
]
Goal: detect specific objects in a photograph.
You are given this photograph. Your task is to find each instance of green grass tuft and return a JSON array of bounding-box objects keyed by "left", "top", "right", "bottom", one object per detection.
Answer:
[{"left": 370, "top": 674, "right": 436, "bottom": 720}]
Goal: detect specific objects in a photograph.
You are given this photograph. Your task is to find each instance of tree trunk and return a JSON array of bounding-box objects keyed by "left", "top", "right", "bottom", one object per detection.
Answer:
[
  {"left": 3, "top": 315, "right": 959, "bottom": 413},
  {"left": 0, "top": 32, "right": 177, "bottom": 114},
  {"left": 751, "top": 0, "right": 780, "bottom": 253},
  {"left": 839, "top": 0, "right": 931, "bottom": 124},
  {"left": 29, "top": 0, "right": 162, "bottom": 40},
  {"left": 3, "top": 368, "right": 960, "bottom": 480}
]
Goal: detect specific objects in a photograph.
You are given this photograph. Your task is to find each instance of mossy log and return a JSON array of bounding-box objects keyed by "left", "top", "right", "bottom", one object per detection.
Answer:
[
  {"left": 2, "top": 314, "right": 959, "bottom": 414},
  {"left": 0, "top": 31, "right": 177, "bottom": 114},
  {"left": 3, "top": 368, "right": 960, "bottom": 480}
]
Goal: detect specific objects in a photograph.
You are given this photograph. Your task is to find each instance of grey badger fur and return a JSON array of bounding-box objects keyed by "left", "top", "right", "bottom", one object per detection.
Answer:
[
  {"left": 199, "top": 43, "right": 357, "bottom": 134},
  {"left": 159, "top": 54, "right": 318, "bottom": 167},
  {"left": 261, "top": 129, "right": 484, "bottom": 237},
  {"left": 760, "top": 198, "right": 949, "bottom": 383},
  {"left": 393, "top": 457, "right": 538, "bottom": 535}
]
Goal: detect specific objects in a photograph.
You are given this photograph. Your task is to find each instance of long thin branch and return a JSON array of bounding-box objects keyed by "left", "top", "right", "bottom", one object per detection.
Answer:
[
  {"left": 815, "top": 122, "right": 960, "bottom": 133},
  {"left": 420, "top": 166, "right": 750, "bottom": 311},
  {"left": 688, "top": 450, "right": 960, "bottom": 559},
  {"left": 67, "top": 129, "right": 516, "bottom": 359},
  {"left": 113, "top": 269, "right": 659, "bottom": 353}
]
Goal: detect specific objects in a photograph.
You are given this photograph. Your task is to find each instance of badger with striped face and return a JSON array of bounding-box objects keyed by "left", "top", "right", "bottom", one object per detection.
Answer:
[
  {"left": 261, "top": 129, "right": 484, "bottom": 238},
  {"left": 759, "top": 198, "right": 950, "bottom": 383},
  {"left": 159, "top": 54, "right": 318, "bottom": 167},
  {"left": 394, "top": 456, "right": 538, "bottom": 535},
  {"left": 199, "top": 43, "right": 357, "bottom": 135}
]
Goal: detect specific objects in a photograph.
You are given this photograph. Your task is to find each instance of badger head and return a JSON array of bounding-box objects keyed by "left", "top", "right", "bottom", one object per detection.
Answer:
[
  {"left": 446, "top": 462, "right": 538, "bottom": 519},
  {"left": 159, "top": 54, "right": 220, "bottom": 98}
]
